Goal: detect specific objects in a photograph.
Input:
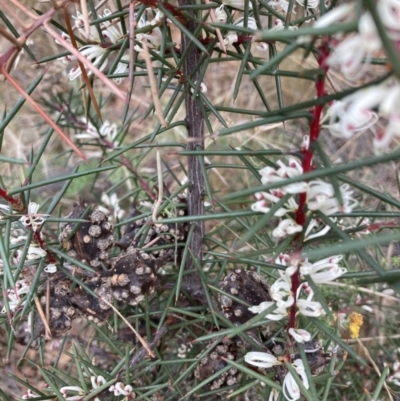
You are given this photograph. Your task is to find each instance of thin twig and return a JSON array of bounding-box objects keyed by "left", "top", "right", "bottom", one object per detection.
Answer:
[
  {"left": 80, "top": 0, "right": 91, "bottom": 40},
  {"left": 6, "top": 0, "right": 39, "bottom": 20},
  {"left": 356, "top": 338, "right": 394, "bottom": 401},
  {"left": 62, "top": 6, "right": 103, "bottom": 122},
  {"left": 349, "top": 334, "right": 400, "bottom": 343},
  {"left": 0, "top": 26, "right": 23, "bottom": 48},
  {"left": 152, "top": 148, "right": 164, "bottom": 224},
  {"left": 34, "top": 296, "right": 52, "bottom": 340},
  {"left": 99, "top": 296, "right": 155, "bottom": 358},
  {"left": 116, "top": 319, "right": 173, "bottom": 376},
  {"left": 204, "top": 0, "right": 226, "bottom": 54},
  {"left": 0, "top": 0, "right": 31, "bottom": 30},
  {"left": 324, "top": 281, "right": 400, "bottom": 302},
  {"left": 128, "top": 1, "right": 136, "bottom": 106},
  {"left": 141, "top": 38, "right": 168, "bottom": 128}
]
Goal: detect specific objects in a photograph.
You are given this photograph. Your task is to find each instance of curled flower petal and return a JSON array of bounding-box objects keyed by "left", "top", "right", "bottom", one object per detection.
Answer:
[
  {"left": 283, "top": 359, "right": 309, "bottom": 401},
  {"left": 272, "top": 218, "right": 303, "bottom": 239},
  {"left": 288, "top": 328, "right": 312, "bottom": 343},
  {"left": 44, "top": 264, "right": 57, "bottom": 273},
  {"left": 245, "top": 352, "right": 282, "bottom": 368},
  {"left": 248, "top": 301, "right": 288, "bottom": 320}
]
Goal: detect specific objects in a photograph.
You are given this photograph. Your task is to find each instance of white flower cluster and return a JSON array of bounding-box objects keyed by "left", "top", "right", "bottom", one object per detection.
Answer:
[
  {"left": 389, "top": 360, "right": 400, "bottom": 387},
  {"left": 61, "top": 375, "right": 134, "bottom": 401},
  {"left": 1, "top": 279, "right": 30, "bottom": 314},
  {"left": 19, "top": 202, "right": 49, "bottom": 232},
  {"left": 109, "top": 382, "right": 135, "bottom": 397},
  {"left": 135, "top": 11, "right": 163, "bottom": 53},
  {"left": 252, "top": 157, "right": 357, "bottom": 239},
  {"left": 22, "top": 389, "right": 40, "bottom": 399},
  {"left": 317, "top": 2, "right": 400, "bottom": 149},
  {"left": 61, "top": 375, "right": 106, "bottom": 401},
  {"left": 245, "top": 354, "right": 310, "bottom": 401},
  {"left": 221, "top": 0, "right": 318, "bottom": 13},
  {"left": 60, "top": 9, "right": 163, "bottom": 83},
  {"left": 99, "top": 192, "right": 125, "bottom": 221},
  {"left": 216, "top": 14, "right": 296, "bottom": 51},
  {"left": 244, "top": 252, "right": 347, "bottom": 399},
  {"left": 75, "top": 119, "right": 119, "bottom": 145},
  {"left": 248, "top": 253, "right": 346, "bottom": 321}
]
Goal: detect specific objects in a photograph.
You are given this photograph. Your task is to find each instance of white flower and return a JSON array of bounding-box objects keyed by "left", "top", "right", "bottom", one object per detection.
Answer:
[
  {"left": 323, "top": 97, "right": 379, "bottom": 140},
  {"left": 276, "top": 158, "right": 303, "bottom": 180},
  {"left": 76, "top": 120, "right": 119, "bottom": 146},
  {"left": 300, "top": 135, "right": 310, "bottom": 151},
  {"left": 245, "top": 352, "right": 282, "bottom": 368},
  {"left": 296, "top": 0, "right": 318, "bottom": 8},
  {"left": 22, "top": 389, "right": 40, "bottom": 399},
  {"left": 178, "top": 343, "right": 190, "bottom": 358},
  {"left": 20, "top": 202, "right": 49, "bottom": 232},
  {"left": 1, "top": 279, "right": 31, "bottom": 313},
  {"left": 215, "top": 4, "right": 227, "bottom": 22},
  {"left": 221, "top": 0, "right": 253, "bottom": 10},
  {"left": 68, "top": 45, "right": 108, "bottom": 80},
  {"left": 44, "top": 264, "right": 57, "bottom": 273},
  {"left": 101, "top": 193, "right": 124, "bottom": 220},
  {"left": 374, "top": 83, "right": 400, "bottom": 149},
  {"left": 275, "top": 253, "right": 291, "bottom": 267},
  {"left": 60, "top": 385, "right": 87, "bottom": 401},
  {"left": 307, "top": 182, "right": 357, "bottom": 215},
  {"left": 252, "top": 192, "right": 298, "bottom": 217},
  {"left": 377, "top": 0, "right": 400, "bottom": 39},
  {"left": 300, "top": 255, "right": 347, "bottom": 283},
  {"left": 26, "top": 245, "right": 47, "bottom": 260},
  {"left": 90, "top": 375, "right": 106, "bottom": 390},
  {"left": 60, "top": 375, "right": 105, "bottom": 401},
  {"left": 270, "top": 278, "right": 294, "bottom": 308},
  {"left": 283, "top": 359, "right": 309, "bottom": 401},
  {"left": 248, "top": 301, "right": 288, "bottom": 320},
  {"left": 269, "top": 389, "right": 280, "bottom": 401},
  {"left": 99, "top": 121, "right": 118, "bottom": 143},
  {"left": 72, "top": 11, "right": 101, "bottom": 42},
  {"left": 0, "top": 204, "right": 10, "bottom": 214},
  {"left": 313, "top": 3, "right": 355, "bottom": 28},
  {"left": 217, "top": 17, "right": 258, "bottom": 49},
  {"left": 304, "top": 218, "right": 331, "bottom": 241},
  {"left": 102, "top": 9, "right": 125, "bottom": 44},
  {"left": 296, "top": 285, "right": 326, "bottom": 317},
  {"left": 190, "top": 81, "right": 208, "bottom": 94},
  {"left": 288, "top": 328, "right": 312, "bottom": 343},
  {"left": 151, "top": 9, "right": 165, "bottom": 26},
  {"left": 109, "top": 382, "right": 134, "bottom": 397},
  {"left": 113, "top": 54, "right": 129, "bottom": 85},
  {"left": 272, "top": 218, "right": 303, "bottom": 239},
  {"left": 135, "top": 16, "right": 162, "bottom": 51},
  {"left": 267, "top": 0, "right": 291, "bottom": 13},
  {"left": 327, "top": 13, "right": 382, "bottom": 80}
]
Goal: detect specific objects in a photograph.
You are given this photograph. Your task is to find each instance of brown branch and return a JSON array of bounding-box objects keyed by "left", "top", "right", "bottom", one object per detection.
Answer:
[{"left": 177, "top": 0, "right": 205, "bottom": 274}]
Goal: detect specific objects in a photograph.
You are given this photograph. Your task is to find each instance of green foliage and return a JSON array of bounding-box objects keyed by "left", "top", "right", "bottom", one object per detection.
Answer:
[{"left": 1, "top": 0, "right": 400, "bottom": 400}]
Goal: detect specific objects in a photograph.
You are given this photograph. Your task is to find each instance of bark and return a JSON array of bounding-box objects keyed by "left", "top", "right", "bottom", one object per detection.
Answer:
[{"left": 178, "top": 0, "right": 205, "bottom": 273}]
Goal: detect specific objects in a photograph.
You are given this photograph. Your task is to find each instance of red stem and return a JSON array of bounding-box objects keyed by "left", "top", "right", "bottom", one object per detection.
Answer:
[
  {"left": 34, "top": 232, "right": 56, "bottom": 264},
  {"left": 0, "top": 188, "right": 16, "bottom": 204},
  {"left": 288, "top": 41, "right": 330, "bottom": 331}
]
